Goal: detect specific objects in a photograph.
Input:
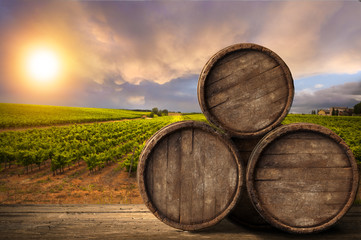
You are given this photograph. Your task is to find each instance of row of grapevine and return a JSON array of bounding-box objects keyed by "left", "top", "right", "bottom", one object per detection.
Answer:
[{"left": 0, "top": 116, "right": 183, "bottom": 174}]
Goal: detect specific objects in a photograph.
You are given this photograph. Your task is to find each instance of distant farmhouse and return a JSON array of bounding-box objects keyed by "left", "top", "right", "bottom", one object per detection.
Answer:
[
  {"left": 317, "top": 107, "right": 354, "bottom": 116},
  {"left": 318, "top": 109, "right": 330, "bottom": 115}
]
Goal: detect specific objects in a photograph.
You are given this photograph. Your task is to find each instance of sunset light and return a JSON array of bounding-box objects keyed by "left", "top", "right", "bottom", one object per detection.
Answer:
[{"left": 25, "top": 48, "right": 61, "bottom": 84}]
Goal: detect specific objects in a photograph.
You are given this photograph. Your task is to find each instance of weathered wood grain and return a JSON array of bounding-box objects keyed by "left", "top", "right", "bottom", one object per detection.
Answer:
[
  {"left": 191, "top": 128, "right": 206, "bottom": 223},
  {"left": 179, "top": 129, "right": 193, "bottom": 225},
  {"left": 257, "top": 153, "right": 349, "bottom": 168},
  {"left": 1, "top": 204, "right": 361, "bottom": 240},
  {"left": 256, "top": 179, "right": 352, "bottom": 193},
  {"left": 138, "top": 121, "right": 243, "bottom": 231},
  {"left": 198, "top": 43, "right": 294, "bottom": 137},
  {"left": 254, "top": 168, "right": 352, "bottom": 181},
  {"left": 247, "top": 123, "right": 359, "bottom": 234}
]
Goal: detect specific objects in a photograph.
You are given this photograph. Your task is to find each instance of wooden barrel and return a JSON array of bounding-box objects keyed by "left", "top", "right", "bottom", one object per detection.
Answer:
[
  {"left": 138, "top": 121, "right": 244, "bottom": 231},
  {"left": 197, "top": 43, "right": 294, "bottom": 137},
  {"left": 227, "top": 136, "right": 269, "bottom": 228},
  {"left": 247, "top": 123, "right": 359, "bottom": 234}
]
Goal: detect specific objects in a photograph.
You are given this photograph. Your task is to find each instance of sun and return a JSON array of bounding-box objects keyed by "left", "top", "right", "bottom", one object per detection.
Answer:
[{"left": 25, "top": 48, "right": 61, "bottom": 83}]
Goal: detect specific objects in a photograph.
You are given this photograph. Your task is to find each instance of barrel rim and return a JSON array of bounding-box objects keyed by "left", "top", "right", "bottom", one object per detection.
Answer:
[
  {"left": 197, "top": 43, "right": 294, "bottom": 137},
  {"left": 137, "top": 120, "right": 244, "bottom": 231},
  {"left": 246, "top": 123, "right": 359, "bottom": 234}
]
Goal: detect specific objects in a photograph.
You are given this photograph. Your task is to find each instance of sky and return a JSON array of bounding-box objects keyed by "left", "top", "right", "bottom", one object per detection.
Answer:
[{"left": 0, "top": 0, "right": 360, "bottom": 113}]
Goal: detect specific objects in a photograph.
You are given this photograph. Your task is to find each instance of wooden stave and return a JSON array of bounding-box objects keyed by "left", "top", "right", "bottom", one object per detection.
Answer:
[
  {"left": 138, "top": 120, "right": 244, "bottom": 231},
  {"left": 197, "top": 43, "right": 294, "bottom": 138},
  {"left": 246, "top": 123, "right": 359, "bottom": 234}
]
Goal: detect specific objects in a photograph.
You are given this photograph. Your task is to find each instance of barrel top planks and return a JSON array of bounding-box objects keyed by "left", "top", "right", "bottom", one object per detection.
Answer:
[
  {"left": 246, "top": 123, "right": 359, "bottom": 234},
  {"left": 198, "top": 43, "right": 294, "bottom": 137},
  {"left": 138, "top": 121, "right": 244, "bottom": 231}
]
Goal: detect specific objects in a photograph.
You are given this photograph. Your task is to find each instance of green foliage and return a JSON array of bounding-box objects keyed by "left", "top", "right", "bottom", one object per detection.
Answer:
[
  {"left": 150, "top": 107, "right": 168, "bottom": 117},
  {"left": 354, "top": 102, "right": 361, "bottom": 114},
  {"left": 182, "top": 113, "right": 208, "bottom": 122},
  {"left": 0, "top": 115, "right": 183, "bottom": 174},
  {"left": 151, "top": 108, "right": 159, "bottom": 115},
  {"left": 0, "top": 103, "right": 150, "bottom": 128},
  {"left": 2, "top": 110, "right": 359, "bottom": 174},
  {"left": 161, "top": 109, "right": 168, "bottom": 116}
]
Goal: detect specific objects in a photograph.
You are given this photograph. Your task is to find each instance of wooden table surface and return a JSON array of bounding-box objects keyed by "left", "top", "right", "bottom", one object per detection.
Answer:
[{"left": 0, "top": 204, "right": 360, "bottom": 239}]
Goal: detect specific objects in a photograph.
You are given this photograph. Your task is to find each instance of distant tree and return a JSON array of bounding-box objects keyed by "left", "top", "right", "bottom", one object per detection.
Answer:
[
  {"left": 332, "top": 108, "right": 336, "bottom": 116},
  {"left": 151, "top": 108, "right": 159, "bottom": 116},
  {"left": 335, "top": 110, "right": 339, "bottom": 116},
  {"left": 311, "top": 110, "right": 315, "bottom": 115},
  {"left": 354, "top": 102, "right": 361, "bottom": 114},
  {"left": 150, "top": 107, "right": 169, "bottom": 117},
  {"left": 161, "top": 109, "right": 168, "bottom": 116}
]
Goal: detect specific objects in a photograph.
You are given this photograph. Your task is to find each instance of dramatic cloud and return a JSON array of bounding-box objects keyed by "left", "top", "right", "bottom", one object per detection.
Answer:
[
  {"left": 291, "top": 81, "right": 361, "bottom": 114},
  {"left": 67, "top": 75, "right": 200, "bottom": 112},
  {"left": 0, "top": 1, "right": 361, "bottom": 111}
]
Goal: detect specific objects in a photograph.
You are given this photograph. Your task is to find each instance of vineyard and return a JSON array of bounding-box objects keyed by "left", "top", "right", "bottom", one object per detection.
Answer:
[
  {"left": 0, "top": 116, "right": 182, "bottom": 174},
  {"left": 0, "top": 111, "right": 360, "bottom": 176},
  {"left": 0, "top": 103, "right": 149, "bottom": 128}
]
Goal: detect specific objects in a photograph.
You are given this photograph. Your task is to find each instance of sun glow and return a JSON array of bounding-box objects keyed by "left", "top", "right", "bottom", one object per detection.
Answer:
[{"left": 25, "top": 48, "right": 61, "bottom": 84}]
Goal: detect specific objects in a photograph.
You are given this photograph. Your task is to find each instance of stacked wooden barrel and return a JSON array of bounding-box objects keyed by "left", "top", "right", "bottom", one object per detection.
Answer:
[{"left": 138, "top": 43, "right": 359, "bottom": 234}]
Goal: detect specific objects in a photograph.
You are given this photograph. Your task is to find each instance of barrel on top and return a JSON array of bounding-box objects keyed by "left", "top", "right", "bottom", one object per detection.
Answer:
[
  {"left": 247, "top": 123, "right": 359, "bottom": 234},
  {"left": 138, "top": 121, "right": 244, "bottom": 231},
  {"left": 197, "top": 43, "right": 294, "bottom": 137}
]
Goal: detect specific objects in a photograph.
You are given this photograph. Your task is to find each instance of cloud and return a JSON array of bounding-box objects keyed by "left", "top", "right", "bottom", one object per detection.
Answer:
[
  {"left": 67, "top": 74, "right": 200, "bottom": 112},
  {"left": 314, "top": 84, "right": 324, "bottom": 89},
  {"left": 1, "top": 1, "right": 361, "bottom": 111},
  {"left": 87, "top": 2, "right": 358, "bottom": 84},
  {"left": 291, "top": 81, "right": 361, "bottom": 113},
  {"left": 4, "top": 1, "right": 360, "bottom": 85},
  {"left": 127, "top": 96, "right": 145, "bottom": 106}
]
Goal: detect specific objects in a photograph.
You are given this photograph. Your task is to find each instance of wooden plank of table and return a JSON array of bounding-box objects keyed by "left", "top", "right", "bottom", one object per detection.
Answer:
[{"left": 0, "top": 204, "right": 360, "bottom": 240}]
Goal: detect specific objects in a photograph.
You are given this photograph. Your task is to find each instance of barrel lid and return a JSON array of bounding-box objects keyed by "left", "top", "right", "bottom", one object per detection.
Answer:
[
  {"left": 138, "top": 121, "right": 244, "bottom": 231},
  {"left": 247, "top": 123, "right": 359, "bottom": 234},
  {"left": 198, "top": 43, "right": 294, "bottom": 137}
]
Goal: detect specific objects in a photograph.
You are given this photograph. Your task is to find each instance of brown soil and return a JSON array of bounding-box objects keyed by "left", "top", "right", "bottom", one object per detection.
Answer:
[{"left": 0, "top": 161, "right": 143, "bottom": 204}]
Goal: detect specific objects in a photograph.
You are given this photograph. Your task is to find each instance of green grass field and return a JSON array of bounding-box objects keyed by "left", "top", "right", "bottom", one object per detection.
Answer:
[{"left": 0, "top": 103, "right": 150, "bottom": 128}]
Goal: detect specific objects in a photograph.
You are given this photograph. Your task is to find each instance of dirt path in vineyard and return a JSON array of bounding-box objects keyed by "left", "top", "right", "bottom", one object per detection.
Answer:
[{"left": 0, "top": 161, "right": 143, "bottom": 204}]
